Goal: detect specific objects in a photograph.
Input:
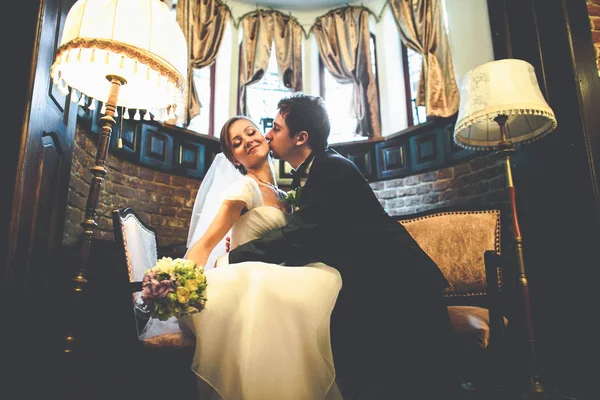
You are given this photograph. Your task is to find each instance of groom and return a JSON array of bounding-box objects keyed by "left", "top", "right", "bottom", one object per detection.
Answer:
[{"left": 226, "top": 94, "right": 456, "bottom": 398}]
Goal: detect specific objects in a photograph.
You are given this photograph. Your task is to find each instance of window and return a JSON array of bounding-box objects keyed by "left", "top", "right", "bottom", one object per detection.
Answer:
[
  {"left": 320, "top": 25, "right": 428, "bottom": 142},
  {"left": 187, "top": 64, "right": 216, "bottom": 135},
  {"left": 245, "top": 43, "right": 292, "bottom": 133},
  {"left": 403, "top": 44, "right": 426, "bottom": 125},
  {"left": 320, "top": 34, "right": 380, "bottom": 144},
  {"left": 169, "top": 0, "right": 177, "bottom": 14},
  {"left": 320, "top": 65, "right": 358, "bottom": 144},
  {"left": 166, "top": 0, "right": 216, "bottom": 136}
]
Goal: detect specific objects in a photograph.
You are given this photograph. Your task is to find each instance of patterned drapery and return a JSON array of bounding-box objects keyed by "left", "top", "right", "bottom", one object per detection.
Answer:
[
  {"left": 388, "top": 0, "right": 459, "bottom": 118},
  {"left": 239, "top": 11, "right": 303, "bottom": 115},
  {"left": 312, "top": 7, "right": 381, "bottom": 138},
  {"left": 174, "top": 0, "right": 459, "bottom": 127},
  {"left": 177, "top": 0, "right": 230, "bottom": 125}
]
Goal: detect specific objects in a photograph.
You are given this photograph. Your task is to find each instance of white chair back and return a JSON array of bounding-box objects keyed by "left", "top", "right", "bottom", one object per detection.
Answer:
[
  {"left": 114, "top": 209, "right": 158, "bottom": 306},
  {"left": 120, "top": 213, "right": 158, "bottom": 283}
]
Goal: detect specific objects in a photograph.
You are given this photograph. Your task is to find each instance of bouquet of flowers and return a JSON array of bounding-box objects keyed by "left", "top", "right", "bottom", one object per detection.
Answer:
[{"left": 141, "top": 257, "right": 207, "bottom": 321}]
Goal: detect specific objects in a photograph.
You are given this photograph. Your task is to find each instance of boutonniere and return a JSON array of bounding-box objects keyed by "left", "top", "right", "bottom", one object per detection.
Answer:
[{"left": 282, "top": 186, "right": 304, "bottom": 212}]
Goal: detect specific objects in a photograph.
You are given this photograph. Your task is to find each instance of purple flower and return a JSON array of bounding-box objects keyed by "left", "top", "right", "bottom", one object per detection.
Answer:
[
  {"left": 141, "top": 284, "right": 153, "bottom": 304},
  {"left": 152, "top": 279, "right": 174, "bottom": 298},
  {"left": 142, "top": 273, "right": 175, "bottom": 304}
]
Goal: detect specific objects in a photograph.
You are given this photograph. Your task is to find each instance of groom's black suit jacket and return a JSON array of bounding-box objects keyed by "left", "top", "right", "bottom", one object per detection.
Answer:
[{"left": 229, "top": 149, "right": 452, "bottom": 388}]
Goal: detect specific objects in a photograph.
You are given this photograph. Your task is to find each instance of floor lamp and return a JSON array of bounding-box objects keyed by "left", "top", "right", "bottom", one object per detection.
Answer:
[
  {"left": 453, "top": 59, "right": 557, "bottom": 396},
  {"left": 50, "top": 0, "right": 187, "bottom": 352}
]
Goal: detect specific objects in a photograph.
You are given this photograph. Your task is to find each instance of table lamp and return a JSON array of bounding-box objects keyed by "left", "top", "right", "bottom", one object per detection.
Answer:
[
  {"left": 51, "top": 0, "right": 187, "bottom": 352},
  {"left": 454, "top": 58, "right": 557, "bottom": 396}
]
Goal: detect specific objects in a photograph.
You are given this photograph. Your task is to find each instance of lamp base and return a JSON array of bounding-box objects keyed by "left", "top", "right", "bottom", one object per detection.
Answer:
[
  {"left": 495, "top": 371, "right": 582, "bottom": 400},
  {"left": 517, "top": 376, "right": 547, "bottom": 399}
]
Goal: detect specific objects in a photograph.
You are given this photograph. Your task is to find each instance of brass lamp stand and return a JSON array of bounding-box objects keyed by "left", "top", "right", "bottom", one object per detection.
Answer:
[{"left": 493, "top": 115, "right": 545, "bottom": 396}]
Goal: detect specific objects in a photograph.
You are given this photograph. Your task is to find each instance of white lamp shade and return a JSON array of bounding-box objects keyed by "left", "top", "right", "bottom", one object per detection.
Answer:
[
  {"left": 454, "top": 59, "right": 557, "bottom": 150},
  {"left": 51, "top": 0, "right": 187, "bottom": 111}
]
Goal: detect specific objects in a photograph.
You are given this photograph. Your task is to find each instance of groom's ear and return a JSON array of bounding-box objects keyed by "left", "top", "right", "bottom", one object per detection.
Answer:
[{"left": 295, "top": 131, "right": 308, "bottom": 146}]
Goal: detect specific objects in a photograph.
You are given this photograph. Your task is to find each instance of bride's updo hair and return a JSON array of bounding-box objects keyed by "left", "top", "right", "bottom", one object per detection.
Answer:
[{"left": 219, "top": 116, "right": 260, "bottom": 175}]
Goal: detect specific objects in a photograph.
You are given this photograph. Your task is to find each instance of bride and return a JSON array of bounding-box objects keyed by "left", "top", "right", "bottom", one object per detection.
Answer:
[{"left": 142, "top": 116, "right": 343, "bottom": 400}]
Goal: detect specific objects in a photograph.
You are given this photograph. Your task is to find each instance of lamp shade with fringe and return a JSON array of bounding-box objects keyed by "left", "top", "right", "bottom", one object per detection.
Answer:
[
  {"left": 454, "top": 59, "right": 557, "bottom": 150},
  {"left": 50, "top": 0, "right": 187, "bottom": 120}
]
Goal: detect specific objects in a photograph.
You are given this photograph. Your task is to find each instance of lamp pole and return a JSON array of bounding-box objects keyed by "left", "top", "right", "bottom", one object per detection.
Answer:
[
  {"left": 493, "top": 115, "right": 545, "bottom": 396},
  {"left": 64, "top": 74, "right": 127, "bottom": 353}
]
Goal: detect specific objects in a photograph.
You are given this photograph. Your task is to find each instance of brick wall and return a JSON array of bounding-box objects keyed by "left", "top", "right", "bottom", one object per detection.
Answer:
[
  {"left": 63, "top": 126, "right": 200, "bottom": 247},
  {"left": 588, "top": 0, "right": 600, "bottom": 73},
  {"left": 370, "top": 153, "right": 506, "bottom": 215}
]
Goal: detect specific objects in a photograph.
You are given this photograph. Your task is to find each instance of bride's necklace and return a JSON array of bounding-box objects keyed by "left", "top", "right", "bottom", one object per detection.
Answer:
[{"left": 248, "top": 171, "right": 278, "bottom": 191}]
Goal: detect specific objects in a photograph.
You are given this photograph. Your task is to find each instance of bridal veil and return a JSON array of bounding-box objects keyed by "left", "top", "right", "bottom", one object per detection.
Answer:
[{"left": 186, "top": 153, "right": 244, "bottom": 270}]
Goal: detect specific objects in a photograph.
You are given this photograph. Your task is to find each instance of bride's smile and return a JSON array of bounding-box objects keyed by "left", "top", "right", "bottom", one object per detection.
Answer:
[{"left": 247, "top": 143, "right": 261, "bottom": 154}]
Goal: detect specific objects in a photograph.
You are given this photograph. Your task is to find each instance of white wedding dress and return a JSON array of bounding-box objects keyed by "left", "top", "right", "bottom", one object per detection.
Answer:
[{"left": 178, "top": 176, "right": 343, "bottom": 400}]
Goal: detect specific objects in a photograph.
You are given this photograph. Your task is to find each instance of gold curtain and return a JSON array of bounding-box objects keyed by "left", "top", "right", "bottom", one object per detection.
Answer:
[
  {"left": 239, "top": 11, "right": 303, "bottom": 115},
  {"left": 313, "top": 7, "right": 381, "bottom": 138},
  {"left": 177, "top": 0, "right": 230, "bottom": 125},
  {"left": 389, "top": 0, "right": 459, "bottom": 118},
  {"left": 273, "top": 13, "right": 303, "bottom": 92}
]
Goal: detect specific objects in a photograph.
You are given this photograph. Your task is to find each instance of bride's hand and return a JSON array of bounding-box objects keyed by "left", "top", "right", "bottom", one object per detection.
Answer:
[{"left": 225, "top": 236, "right": 231, "bottom": 253}]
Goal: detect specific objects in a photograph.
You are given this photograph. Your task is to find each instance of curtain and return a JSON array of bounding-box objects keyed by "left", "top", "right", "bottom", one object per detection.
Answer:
[
  {"left": 273, "top": 12, "right": 304, "bottom": 92},
  {"left": 389, "top": 0, "right": 459, "bottom": 118},
  {"left": 177, "top": 0, "right": 230, "bottom": 126},
  {"left": 239, "top": 11, "right": 304, "bottom": 116},
  {"left": 313, "top": 7, "right": 381, "bottom": 138}
]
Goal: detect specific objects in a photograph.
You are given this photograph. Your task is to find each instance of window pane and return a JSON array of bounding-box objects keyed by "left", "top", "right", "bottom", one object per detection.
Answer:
[
  {"left": 323, "top": 69, "right": 360, "bottom": 144},
  {"left": 323, "top": 35, "right": 378, "bottom": 144},
  {"left": 370, "top": 35, "right": 377, "bottom": 81},
  {"left": 246, "top": 45, "right": 291, "bottom": 132},
  {"left": 187, "top": 67, "right": 213, "bottom": 135},
  {"left": 406, "top": 47, "right": 426, "bottom": 125}
]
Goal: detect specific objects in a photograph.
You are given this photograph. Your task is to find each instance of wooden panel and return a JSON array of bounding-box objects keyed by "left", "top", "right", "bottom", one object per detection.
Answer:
[
  {"left": 444, "top": 122, "right": 475, "bottom": 163},
  {"left": 410, "top": 130, "right": 445, "bottom": 172},
  {"left": 180, "top": 143, "right": 200, "bottom": 169},
  {"left": 375, "top": 141, "right": 410, "bottom": 180},
  {"left": 140, "top": 125, "right": 173, "bottom": 170},
  {"left": 331, "top": 142, "right": 377, "bottom": 181},
  {"left": 76, "top": 105, "right": 221, "bottom": 179},
  {"left": 28, "top": 133, "right": 64, "bottom": 297},
  {"left": 7, "top": 0, "right": 77, "bottom": 300},
  {"left": 346, "top": 149, "right": 372, "bottom": 176},
  {"left": 415, "top": 135, "right": 437, "bottom": 163},
  {"left": 148, "top": 133, "right": 167, "bottom": 159},
  {"left": 175, "top": 139, "right": 205, "bottom": 179},
  {"left": 383, "top": 146, "right": 405, "bottom": 170},
  {"left": 76, "top": 112, "right": 482, "bottom": 185}
]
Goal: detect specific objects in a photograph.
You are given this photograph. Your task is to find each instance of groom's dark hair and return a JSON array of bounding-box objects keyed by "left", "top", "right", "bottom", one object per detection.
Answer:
[{"left": 277, "top": 93, "right": 330, "bottom": 152}]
